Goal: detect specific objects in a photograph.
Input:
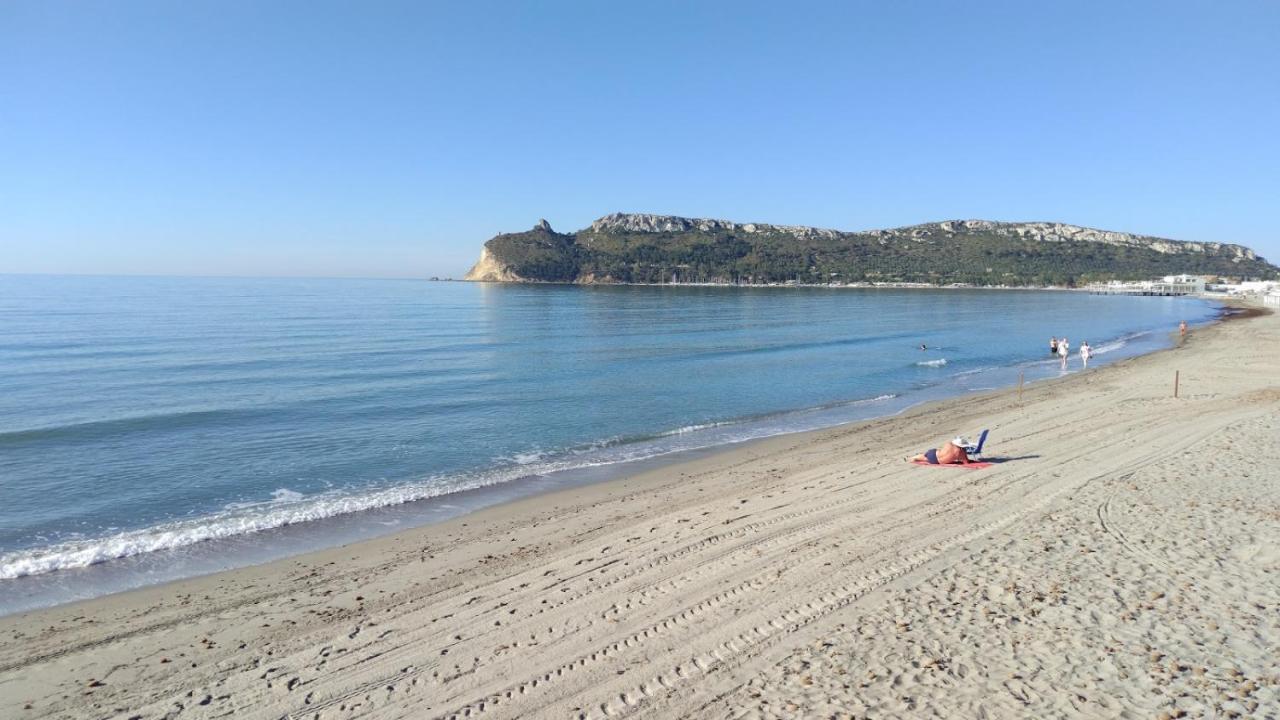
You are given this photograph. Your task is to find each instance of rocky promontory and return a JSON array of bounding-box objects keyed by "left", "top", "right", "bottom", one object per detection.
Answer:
[{"left": 464, "top": 214, "right": 1275, "bottom": 287}]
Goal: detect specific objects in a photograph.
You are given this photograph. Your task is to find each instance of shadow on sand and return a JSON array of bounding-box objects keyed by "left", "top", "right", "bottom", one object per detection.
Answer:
[{"left": 983, "top": 454, "right": 1041, "bottom": 464}]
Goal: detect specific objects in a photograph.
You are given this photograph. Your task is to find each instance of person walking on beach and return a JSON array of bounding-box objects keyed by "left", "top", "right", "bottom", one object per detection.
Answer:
[
  {"left": 1058, "top": 337, "right": 1070, "bottom": 369},
  {"left": 1080, "top": 341, "right": 1092, "bottom": 369},
  {"left": 1180, "top": 320, "right": 1188, "bottom": 338},
  {"left": 1049, "top": 337, "right": 1058, "bottom": 356}
]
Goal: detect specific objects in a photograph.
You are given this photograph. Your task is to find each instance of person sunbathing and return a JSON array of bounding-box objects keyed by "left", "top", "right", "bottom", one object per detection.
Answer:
[{"left": 910, "top": 437, "right": 975, "bottom": 465}]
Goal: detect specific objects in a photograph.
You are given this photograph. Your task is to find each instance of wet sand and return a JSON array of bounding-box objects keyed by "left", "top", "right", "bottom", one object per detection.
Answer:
[{"left": 1, "top": 304, "right": 1276, "bottom": 719}]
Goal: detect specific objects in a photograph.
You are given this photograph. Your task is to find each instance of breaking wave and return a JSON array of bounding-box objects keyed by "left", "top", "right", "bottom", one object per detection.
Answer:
[
  {"left": 1091, "top": 330, "right": 1151, "bottom": 355},
  {"left": 0, "top": 392, "right": 900, "bottom": 580}
]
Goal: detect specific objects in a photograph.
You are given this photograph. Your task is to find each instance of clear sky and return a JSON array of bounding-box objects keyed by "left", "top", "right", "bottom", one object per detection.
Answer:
[{"left": 4, "top": 1, "right": 1278, "bottom": 278}]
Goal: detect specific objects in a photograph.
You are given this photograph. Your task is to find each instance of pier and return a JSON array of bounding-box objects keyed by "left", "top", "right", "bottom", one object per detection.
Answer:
[{"left": 1087, "top": 275, "right": 1206, "bottom": 297}]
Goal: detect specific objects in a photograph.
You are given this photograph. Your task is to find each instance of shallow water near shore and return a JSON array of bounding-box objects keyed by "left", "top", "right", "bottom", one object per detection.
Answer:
[{"left": 0, "top": 276, "right": 1216, "bottom": 613}]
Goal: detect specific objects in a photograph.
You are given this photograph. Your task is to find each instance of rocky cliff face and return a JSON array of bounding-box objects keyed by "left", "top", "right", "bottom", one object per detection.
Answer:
[
  {"left": 463, "top": 246, "right": 528, "bottom": 282},
  {"left": 464, "top": 213, "right": 1275, "bottom": 286},
  {"left": 589, "top": 212, "right": 842, "bottom": 241},
  {"left": 463, "top": 220, "right": 579, "bottom": 283}
]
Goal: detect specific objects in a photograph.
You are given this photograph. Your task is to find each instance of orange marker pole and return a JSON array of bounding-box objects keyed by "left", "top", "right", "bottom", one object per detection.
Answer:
[{"left": 1174, "top": 370, "right": 1180, "bottom": 398}]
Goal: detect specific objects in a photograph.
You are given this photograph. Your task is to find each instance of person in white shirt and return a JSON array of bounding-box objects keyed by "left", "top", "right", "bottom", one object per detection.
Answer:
[
  {"left": 1080, "top": 341, "right": 1092, "bottom": 369},
  {"left": 1058, "top": 337, "right": 1070, "bottom": 369}
]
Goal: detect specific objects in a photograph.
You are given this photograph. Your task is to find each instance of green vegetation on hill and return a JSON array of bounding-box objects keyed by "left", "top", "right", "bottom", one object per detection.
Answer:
[
  {"left": 469, "top": 216, "right": 1278, "bottom": 287},
  {"left": 485, "top": 226, "right": 580, "bottom": 282}
]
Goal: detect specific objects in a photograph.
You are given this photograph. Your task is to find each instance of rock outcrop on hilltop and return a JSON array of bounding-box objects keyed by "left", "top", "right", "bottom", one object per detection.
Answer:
[
  {"left": 464, "top": 214, "right": 1276, "bottom": 286},
  {"left": 588, "top": 212, "right": 842, "bottom": 241},
  {"left": 464, "top": 219, "right": 578, "bottom": 283}
]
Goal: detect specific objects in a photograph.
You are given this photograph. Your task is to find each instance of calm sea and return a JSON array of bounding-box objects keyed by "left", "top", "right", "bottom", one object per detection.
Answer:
[{"left": 0, "top": 276, "right": 1216, "bottom": 612}]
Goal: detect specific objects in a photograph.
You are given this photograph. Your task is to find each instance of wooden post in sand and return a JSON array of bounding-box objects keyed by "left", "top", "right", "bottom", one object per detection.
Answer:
[
  {"left": 1174, "top": 370, "right": 1180, "bottom": 398},
  {"left": 1018, "top": 371, "right": 1024, "bottom": 403}
]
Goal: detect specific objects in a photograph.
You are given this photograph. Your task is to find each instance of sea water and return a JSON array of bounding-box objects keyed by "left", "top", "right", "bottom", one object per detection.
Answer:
[{"left": 0, "top": 276, "right": 1216, "bottom": 612}]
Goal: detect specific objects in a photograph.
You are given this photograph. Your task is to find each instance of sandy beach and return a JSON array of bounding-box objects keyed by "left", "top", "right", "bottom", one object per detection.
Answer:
[{"left": 1, "top": 304, "right": 1276, "bottom": 719}]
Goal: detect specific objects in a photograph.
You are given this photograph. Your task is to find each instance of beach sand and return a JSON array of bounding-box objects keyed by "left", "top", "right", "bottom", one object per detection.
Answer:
[{"left": 1, "top": 305, "right": 1277, "bottom": 719}]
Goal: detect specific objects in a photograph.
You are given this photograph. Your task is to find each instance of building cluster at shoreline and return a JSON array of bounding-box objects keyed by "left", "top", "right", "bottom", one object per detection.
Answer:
[{"left": 1088, "top": 273, "right": 1280, "bottom": 304}]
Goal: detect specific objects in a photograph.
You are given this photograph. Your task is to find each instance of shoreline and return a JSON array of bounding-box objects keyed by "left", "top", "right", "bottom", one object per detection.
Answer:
[
  {"left": 0, "top": 300, "right": 1218, "bottom": 613},
  {"left": 457, "top": 278, "right": 1087, "bottom": 291},
  {"left": 2, "top": 303, "right": 1273, "bottom": 719}
]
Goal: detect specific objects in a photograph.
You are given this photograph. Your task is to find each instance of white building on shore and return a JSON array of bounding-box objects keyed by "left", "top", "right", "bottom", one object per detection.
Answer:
[
  {"left": 1089, "top": 275, "right": 1206, "bottom": 296},
  {"left": 1229, "top": 280, "right": 1279, "bottom": 294},
  {"left": 1207, "top": 279, "right": 1279, "bottom": 297}
]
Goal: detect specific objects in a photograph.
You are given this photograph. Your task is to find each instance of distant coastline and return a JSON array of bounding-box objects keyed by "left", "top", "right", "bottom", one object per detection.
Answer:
[
  {"left": 464, "top": 213, "right": 1277, "bottom": 287},
  {"left": 460, "top": 277, "right": 1080, "bottom": 291}
]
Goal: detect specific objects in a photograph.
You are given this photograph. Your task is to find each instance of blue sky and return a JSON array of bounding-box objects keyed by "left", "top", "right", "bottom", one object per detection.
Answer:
[{"left": 3, "top": 1, "right": 1278, "bottom": 277}]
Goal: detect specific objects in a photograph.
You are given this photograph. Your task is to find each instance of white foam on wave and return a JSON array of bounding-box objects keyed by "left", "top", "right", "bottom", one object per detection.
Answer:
[
  {"left": 0, "top": 475, "right": 509, "bottom": 580},
  {"left": 223, "top": 487, "right": 306, "bottom": 510},
  {"left": 860, "top": 393, "right": 897, "bottom": 404},
  {"left": 0, "top": 391, "right": 904, "bottom": 581},
  {"left": 916, "top": 358, "right": 948, "bottom": 367},
  {"left": 509, "top": 451, "right": 547, "bottom": 465},
  {"left": 659, "top": 419, "right": 737, "bottom": 436},
  {"left": 1091, "top": 331, "right": 1146, "bottom": 355}
]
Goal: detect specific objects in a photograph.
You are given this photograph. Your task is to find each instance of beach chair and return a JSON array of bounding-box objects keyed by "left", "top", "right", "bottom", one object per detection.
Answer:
[{"left": 962, "top": 429, "right": 989, "bottom": 459}]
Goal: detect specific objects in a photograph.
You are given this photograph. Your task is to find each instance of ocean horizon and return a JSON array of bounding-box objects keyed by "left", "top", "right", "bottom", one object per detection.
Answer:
[{"left": 0, "top": 275, "right": 1217, "bottom": 613}]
